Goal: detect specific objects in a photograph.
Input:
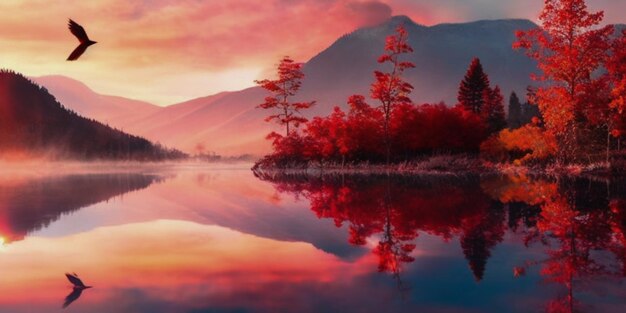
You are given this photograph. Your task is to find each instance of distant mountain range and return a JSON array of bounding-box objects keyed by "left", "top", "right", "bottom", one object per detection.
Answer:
[
  {"left": 0, "top": 70, "right": 183, "bottom": 160},
  {"left": 33, "top": 75, "right": 161, "bottom": 128},
  {"left": 33, "top": 16, "right": 623, "bottom": 156}
]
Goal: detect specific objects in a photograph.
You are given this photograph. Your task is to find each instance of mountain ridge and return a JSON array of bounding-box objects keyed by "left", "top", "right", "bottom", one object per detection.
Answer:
[{"left": 36, "top": 17, "right": 546, "bottom": 155}]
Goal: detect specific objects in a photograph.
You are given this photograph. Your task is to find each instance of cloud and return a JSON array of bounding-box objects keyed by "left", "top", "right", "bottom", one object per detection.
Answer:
[
  {"left": 345, "top": 1, "right": 393, "bottom": 27},
  {"left": 0, "top": 0, "right": 624, "bottom": 105}
]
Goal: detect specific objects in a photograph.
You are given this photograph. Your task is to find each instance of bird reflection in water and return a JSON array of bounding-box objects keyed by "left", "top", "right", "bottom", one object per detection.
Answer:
[{"left": 63, "top": 273, "right": 92, "bottom": 309}]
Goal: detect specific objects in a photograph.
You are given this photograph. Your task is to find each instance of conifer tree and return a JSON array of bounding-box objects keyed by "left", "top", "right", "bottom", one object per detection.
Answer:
[
  {"left": 508, "top": 92, "right": 523, "bottom": 129},
  {"left": 481, "top": 86, "right": 507, "bottom": 134},
  {"left": 458, "top": 58, "right": 491, "bottom": 114}
]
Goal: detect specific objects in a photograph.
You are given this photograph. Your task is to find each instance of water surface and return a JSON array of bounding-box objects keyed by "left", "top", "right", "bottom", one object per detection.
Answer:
[{"left": 0, "top": 165, "right": 624, "bottom": 312}]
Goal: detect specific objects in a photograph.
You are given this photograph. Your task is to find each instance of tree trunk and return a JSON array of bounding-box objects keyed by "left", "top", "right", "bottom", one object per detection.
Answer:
[{"left": 384, "top": 111, "right": 391, "bottom": 166}]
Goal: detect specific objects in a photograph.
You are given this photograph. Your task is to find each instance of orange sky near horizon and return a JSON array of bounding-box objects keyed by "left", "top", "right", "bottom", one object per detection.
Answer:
[{"left": 1, "top": 0, "right": 625, "bottom": 106}]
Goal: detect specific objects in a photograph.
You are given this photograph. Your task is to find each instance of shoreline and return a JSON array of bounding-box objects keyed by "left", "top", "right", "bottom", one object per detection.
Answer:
[{"left": 251, "top": 155, "right": 620, "bottom": 179}]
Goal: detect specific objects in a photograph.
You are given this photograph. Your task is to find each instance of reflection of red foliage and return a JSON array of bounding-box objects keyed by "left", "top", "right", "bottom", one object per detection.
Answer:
[
  {"left": 484, "top": 173, "right": 623, "bottom": 313},
  {"left": 258, "top": 172, "right": 626, "bottom": 309},
  {"left": 258, "top": 174, "right": 502, "bottom": 281}
]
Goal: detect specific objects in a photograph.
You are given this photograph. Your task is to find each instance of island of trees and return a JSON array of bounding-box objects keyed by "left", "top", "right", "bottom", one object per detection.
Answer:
[{"left": 253, "top": 0, "right": 626, "bottom": 175}]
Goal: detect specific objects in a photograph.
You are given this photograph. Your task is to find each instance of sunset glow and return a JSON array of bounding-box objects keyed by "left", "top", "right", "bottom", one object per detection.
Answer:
[
  {"left": 2, "top": 1, "right": 626, "bottom": 312},
  {"left": 1, "top": 0, "right": 624, "bottom": 105}
]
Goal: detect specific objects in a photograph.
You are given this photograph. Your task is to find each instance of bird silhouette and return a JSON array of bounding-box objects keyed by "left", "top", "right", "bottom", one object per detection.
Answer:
[
  {"left": 63, "top": 273, "right": 92, "bottom": 309},
  {"left": 62, "top": 288, "right": 85, "bottom": 309},
  {"left": 67, "top": 19, "right": 97, "bottom": 61},
  {"left": 65, "top": 272, "right": 92, "bottom": 289}
]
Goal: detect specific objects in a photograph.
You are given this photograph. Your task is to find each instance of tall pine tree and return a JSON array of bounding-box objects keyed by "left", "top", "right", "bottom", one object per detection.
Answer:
[
  {"left": 458, "top": 58, "right": 491, "bottom": 114},
  {"left": 508, "top": 91, "right": 522, "bottom": 129},
  {"left": 482, "top": 86, "right": 507, "bottom": 134}
]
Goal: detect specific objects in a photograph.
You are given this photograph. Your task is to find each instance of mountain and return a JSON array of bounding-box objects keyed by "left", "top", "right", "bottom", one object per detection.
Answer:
[
  {"left": 302, "top": 16, "right": 538, "bottom": 110},
  {"left": 126, "top": 91, "right": 234, "bottom": 151},
  {"left": 32, "top": 75, "right": 162, "bottom": 128},
  {"left": 127, "top": 87, "right": 269, "bottom": 155},
  {"left": 129, "top": 17, "right": 538, "bottom": 155},
  {"left": 0, "top": 70, "right": 184, "bottom": 160},
  {"left": 35, "top": 17, "right": 540, "bottom": 155}
]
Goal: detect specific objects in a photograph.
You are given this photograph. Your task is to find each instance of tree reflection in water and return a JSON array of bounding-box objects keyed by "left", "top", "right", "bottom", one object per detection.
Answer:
[
  {"left": 256, "top": 171, "right": 626, "bottom": 312},
  {"left": 488, "top": 174, "right": 626, "bottom": 313}
]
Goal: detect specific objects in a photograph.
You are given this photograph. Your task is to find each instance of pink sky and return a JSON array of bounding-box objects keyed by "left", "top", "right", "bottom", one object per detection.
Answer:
[{"left": 1, "top": 0, "right": 625, "bottom": 105}]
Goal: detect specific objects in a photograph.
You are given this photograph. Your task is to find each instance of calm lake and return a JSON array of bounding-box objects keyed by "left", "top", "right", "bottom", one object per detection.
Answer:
[{"left": 0, "top": 164, "right": 624, "bottom": 313}]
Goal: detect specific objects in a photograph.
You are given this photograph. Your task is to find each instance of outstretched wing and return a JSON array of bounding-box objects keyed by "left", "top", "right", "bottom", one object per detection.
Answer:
[
  {"left": 67, "top": 43, "right": 89, "bottom": 61},
  {"left": 65, "top": 273, "right": 85, "bottom": 287},
  {"left": 68, "top": 19, "right": 90, "bottom": 43},
  {"left": 62, "top": 288, "right": 83, "bottom": 308}
]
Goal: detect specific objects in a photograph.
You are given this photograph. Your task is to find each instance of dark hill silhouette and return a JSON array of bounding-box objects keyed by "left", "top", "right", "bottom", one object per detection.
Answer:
[
  {"left": 0, "top": 173, "right": 161, "bottom": 243},
  {"left": 0, "top": 70, "right": 185, "bottom": 160}
]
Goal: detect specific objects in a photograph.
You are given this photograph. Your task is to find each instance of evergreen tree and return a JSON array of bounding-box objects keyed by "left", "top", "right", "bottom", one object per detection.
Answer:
[
  {"left": 481, "top": 86, "right": 507, "bottom": 134},
  {"left": 508, "top": 91, "right": 522, "bottom": 129},
  {"left": 458, "top": 58, "right": 491, "bottom": 114},
  {"left": 521, "top": 102, "right": 542, "bottom": 125}
]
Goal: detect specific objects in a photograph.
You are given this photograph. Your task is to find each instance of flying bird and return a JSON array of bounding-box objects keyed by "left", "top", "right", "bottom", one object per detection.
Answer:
[
  {"left": 63, "top": 273, "right": 92, "bottom": 309},
  {"left": 67, "top": 19, "right": 97, "bottom": 61},
  {"left": 65, "top": 272, "right": 92, "bottom": 289},
  {"left": 63, "top": 288, "right": 85, "bottom": 309}
]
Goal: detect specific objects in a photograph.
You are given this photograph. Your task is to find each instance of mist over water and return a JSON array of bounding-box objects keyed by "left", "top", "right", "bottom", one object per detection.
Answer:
[{"left": 0, "top": 164, "right": 624, "bottom": 313}]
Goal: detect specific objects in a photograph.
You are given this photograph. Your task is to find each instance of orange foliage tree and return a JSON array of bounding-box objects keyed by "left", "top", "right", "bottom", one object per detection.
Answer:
[
  {"left": 255, "top": 56, "right": 316, "bottom": 136},
  {"left": 514, "top": 0, "right": 614, "bottom": 162},
  {"left": 481, "top": 120, "right": 558, "bottom": 164}
]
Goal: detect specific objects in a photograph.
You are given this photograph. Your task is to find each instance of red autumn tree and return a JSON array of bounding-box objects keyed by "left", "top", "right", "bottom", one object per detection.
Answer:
[
  {"left": 458, "top": 58, "right": 491, "bottom": 114},
  {"left": 608, "top": 31, "right": 626, "bottom": 142},
  {"left": 369, "top": 25, "right": 415, "bottom": 164},
  {"left": 255, "top": 56, "right": 316, "bottom": 136},
  {"left": 609, "top": 31, "right": 626, "bottom": 110},
  {"left": 481, "top": 85, "right": 507, "bottom": 134},
  {"left": 304, "top": 107, "right": 349, "bottom": 165},
  {"left": 514, "top": 0, "right": 613, "bottom": 162},
  {"left": 345, "top": 95, "right": 385, "bottom": 161}
]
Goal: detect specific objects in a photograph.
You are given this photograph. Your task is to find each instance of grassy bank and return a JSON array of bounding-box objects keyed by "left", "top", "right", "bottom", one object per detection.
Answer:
[{"left": 252, "top": 154, "right": 623, "bottom": 178}]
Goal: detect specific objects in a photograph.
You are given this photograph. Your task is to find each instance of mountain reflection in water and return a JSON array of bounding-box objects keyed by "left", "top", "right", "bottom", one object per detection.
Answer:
[
  {"left": 0, "top": 166, "right": 623, "bottom": 313},
  {"left": 0, "top": 173, "right": 161, "bottom": 243}
]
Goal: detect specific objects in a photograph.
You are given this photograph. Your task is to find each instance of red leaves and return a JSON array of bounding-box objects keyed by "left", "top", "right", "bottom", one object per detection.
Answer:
[
  {"left": 302, "top": 100, "right": 489, "bottom": 164},
  {"left": 481, "top": 124, "right": 558, "bottom": 164},
  {"left": 370, "top": 26, "right": 416, "bottom": 162},
  {"left": 255, "top": 56, "right": 315, "bottom": 136},
  {"left": 514, "top": 0, "right": 614, "bottom": 154}
]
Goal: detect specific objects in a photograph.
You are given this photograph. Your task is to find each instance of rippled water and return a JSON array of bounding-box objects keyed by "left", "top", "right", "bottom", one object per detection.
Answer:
[{"left": 0, "top": 164, "right": 624, "bottom": 313}]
